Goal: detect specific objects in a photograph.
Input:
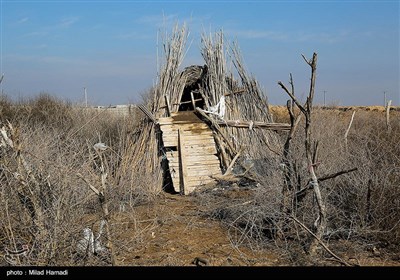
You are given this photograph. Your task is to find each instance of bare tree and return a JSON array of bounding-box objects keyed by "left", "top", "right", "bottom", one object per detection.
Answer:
[
  {"left": 278, "top": 53, "right": 326, "bottom": 254},
  {"left": 78, "top": 143, "right": 116, "bottom": 265}
]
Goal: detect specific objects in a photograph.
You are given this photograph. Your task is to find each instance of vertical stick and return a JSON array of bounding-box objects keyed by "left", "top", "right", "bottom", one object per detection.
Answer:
[
  {"left": 77, "top": 172, "right": 116, "bottom": 266},
  {"left": 344, "top": 111, "right": 356, "bottom": 151},
  {"left": 366, "top": 179, "right": 372, "bottom": 224},
  {"left": 178, "top": 129, "right": 188, "bottom": 194},
  {"left": 383, "top": 91, "right": 387, "bottom": 107},
  {"left": 164, "top": 94, "right": 171, "bottom": 117},
  {"left": 97, "top": 152, "right": 115, "bottom": 266},
  {"left": 213, "top": 133, "right": 229, "bottom": 170},
  {"left": 386, "top": 100, "right": 392, "bottom": 133},
  {"left": 190, "top": 91, "right": 196, "bottom": 110}
]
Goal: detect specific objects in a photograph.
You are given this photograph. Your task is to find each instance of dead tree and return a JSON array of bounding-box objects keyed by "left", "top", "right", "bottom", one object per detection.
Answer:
[
  {"left": 278, "top": 53, "right": 326, "bottom": 254},
  {"left": 278, "top": 53, "right": 358, "bottom": 259},
  {"left": 77, "top": 143, "right": 116, "bottom": 265}
]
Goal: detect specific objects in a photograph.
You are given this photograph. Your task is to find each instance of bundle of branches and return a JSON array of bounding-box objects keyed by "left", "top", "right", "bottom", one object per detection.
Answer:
[
  {"left": 119, "top": 23, "right": 189, "bottom": 193},
  {"left": 200, "top": 31, "right": 281, "bottom": 178},
  {"left": 155, "top": 23, "right": 189, "bottom": 117}
]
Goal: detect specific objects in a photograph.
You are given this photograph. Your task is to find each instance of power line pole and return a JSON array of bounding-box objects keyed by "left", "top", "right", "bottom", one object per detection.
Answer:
[
  {"left": 383, "top": 91, "right": 387, "bottom": 106},
  {"left": 323, "top": 90, "right": 327, "bottom": 107}
]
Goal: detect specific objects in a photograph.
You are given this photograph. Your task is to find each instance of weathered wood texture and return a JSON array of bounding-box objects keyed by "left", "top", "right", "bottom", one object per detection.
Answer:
[
  {"left": 217, "top": 119, "right": 291, "bottom": 131},
  {"left": 159, "top": 111, "right": 221, "bottom": 194}
]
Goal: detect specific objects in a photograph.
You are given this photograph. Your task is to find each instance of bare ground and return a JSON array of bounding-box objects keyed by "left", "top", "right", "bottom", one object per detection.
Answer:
[
  {"left": 102, "top": 190, "right": 400, "bottom": 267},
  {"left": 112, "top": 192, "right": 280, "bottom": 266}
]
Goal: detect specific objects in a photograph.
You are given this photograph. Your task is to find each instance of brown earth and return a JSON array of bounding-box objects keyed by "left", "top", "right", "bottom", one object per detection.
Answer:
[
  {"left": 112, "top": 192, "right": 281, "bottom": 266},
  {"left": 105, "top": 190, "right": 400, "bottom": 267}
]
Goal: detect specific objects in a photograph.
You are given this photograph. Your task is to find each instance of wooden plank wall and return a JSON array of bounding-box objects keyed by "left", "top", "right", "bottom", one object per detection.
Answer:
[{"left": 159, "top": 111, "right": 221, "bottom": 194}]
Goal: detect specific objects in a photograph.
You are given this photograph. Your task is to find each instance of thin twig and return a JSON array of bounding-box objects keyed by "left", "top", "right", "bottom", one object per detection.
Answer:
[{"left": 289, "top": 215, "right": 352, "bottom": 266}]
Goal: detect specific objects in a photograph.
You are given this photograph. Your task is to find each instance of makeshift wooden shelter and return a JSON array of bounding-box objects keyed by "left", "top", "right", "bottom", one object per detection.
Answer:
[{"left": 123, "top": 24, "right": 290, "bottom": 195}]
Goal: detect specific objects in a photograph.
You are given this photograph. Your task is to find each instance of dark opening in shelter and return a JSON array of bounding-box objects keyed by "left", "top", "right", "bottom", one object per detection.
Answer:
[{"left": 178, "top": 65, "right": 207, "bottom": 111}]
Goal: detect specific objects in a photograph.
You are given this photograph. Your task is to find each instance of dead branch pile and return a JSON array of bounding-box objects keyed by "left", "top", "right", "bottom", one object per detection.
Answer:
[{"left": 200, "top": 33, "right": 281, "bottom": 175}]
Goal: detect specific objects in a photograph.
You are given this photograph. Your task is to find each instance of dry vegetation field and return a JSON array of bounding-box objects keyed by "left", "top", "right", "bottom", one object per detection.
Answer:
[{"left": 0, "top": 93, "right": 399, "bottom": 266}]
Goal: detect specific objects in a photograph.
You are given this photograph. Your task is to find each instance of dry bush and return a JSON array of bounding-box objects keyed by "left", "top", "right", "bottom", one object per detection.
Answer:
[
  {"left": 0, "top": 93, "right": 157, "bottom": 266},
  {"left": 327, "top": 110, "right": 400, "bottom": 243},
  {"left": 4, "top": 93, "right": 74, "bottom": 129},
  {"left": 0, "top": 123, "right": 91, "bottom": 265},
  {"left": 194, "top": 108, "right": 400, "bottom": 262},
  {"left": 0, "top": 95, "right": 14, "bottom": 121}
]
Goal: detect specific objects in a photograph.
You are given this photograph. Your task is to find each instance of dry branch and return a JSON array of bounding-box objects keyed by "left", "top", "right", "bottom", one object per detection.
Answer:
[
  {"left": 223, "top": 147, "right": 244, "bottom": 176},
  {"left": 296, "top": 168, "right": 358, "bottom": 198},
  {"left": 279, "top": 52, "right": 326, "bottom": 255},
  {"left": 344, "top": 111, "right": 356, "bottom": 150},
  {"left": 138, "top": 104, "right": 158, "bottom": 123},
  {"left": 290, "top": 215, "right": 352, "bottom": 266},
  {"left": 164, "top": 95, "right": 171, "bottom": 117},
  {"left": 217, "top": 119, "right": 290, "bottom": 130},
  {"left": 319, "top": 167, "right": 358, "bottom": 182},
  {"left": 76, "top": 146, "right": 116, "bottom": 266},
  {"left": 278, "top": 74, "right": 307, "bottom": 116},
  {"left": 386, "top": 100, "right": 392, "bottom": 132},
  {"left": 281, "top": 99, "right": 302, "bottom": 215}
]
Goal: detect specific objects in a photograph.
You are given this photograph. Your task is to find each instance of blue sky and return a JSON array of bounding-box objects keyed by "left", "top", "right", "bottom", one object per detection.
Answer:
[{"left": 1, "top": 0, "right": 399, "bottom": 106}]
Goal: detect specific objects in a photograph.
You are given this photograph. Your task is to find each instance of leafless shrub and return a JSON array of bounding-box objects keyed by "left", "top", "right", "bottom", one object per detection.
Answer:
[
  {"left": 326, "top": 110, "right": 400, "bottom": 243},
  {"left": 195, "top": 107, "right": 400, "bottom": 263},
  {"left": 0, "top": 94, "right": 158, "bottom": 266}
]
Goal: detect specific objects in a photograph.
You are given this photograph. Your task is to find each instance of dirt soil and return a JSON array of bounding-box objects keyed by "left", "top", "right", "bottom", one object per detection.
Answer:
[
  {"left": 113, "top": 192, "right": 280, "bottom": 266},
  {"left": 109, "top": 191, "right": 400, "bottom": 267}
]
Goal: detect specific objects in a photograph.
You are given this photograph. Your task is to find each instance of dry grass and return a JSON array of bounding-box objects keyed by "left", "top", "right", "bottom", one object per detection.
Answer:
[
  {"left": 0, "top": 94, "right": 157, "bottom": 266},
  {"left": 195, "top": 107, "right": 400, "bottom": 264}
]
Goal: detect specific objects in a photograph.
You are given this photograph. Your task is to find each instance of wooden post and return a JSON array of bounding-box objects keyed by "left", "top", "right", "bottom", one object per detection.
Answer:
[
  {"left": 164, "top": 94, "right": 171, "bottom": 117},
  {"left": 213, "top": 133, "right": 229, "bottom": 170},
  {"left": 190, "top": 91, "right": 196, "bottom": 110},
  {"left": 344, "top": 111, "right": 356, "bottom": 151},
  {"left": 178, "top": 129, "right": 188, "bottom": 195},
  {"left": 386, "top": 100, "right": 392, "bottom": 133}
]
